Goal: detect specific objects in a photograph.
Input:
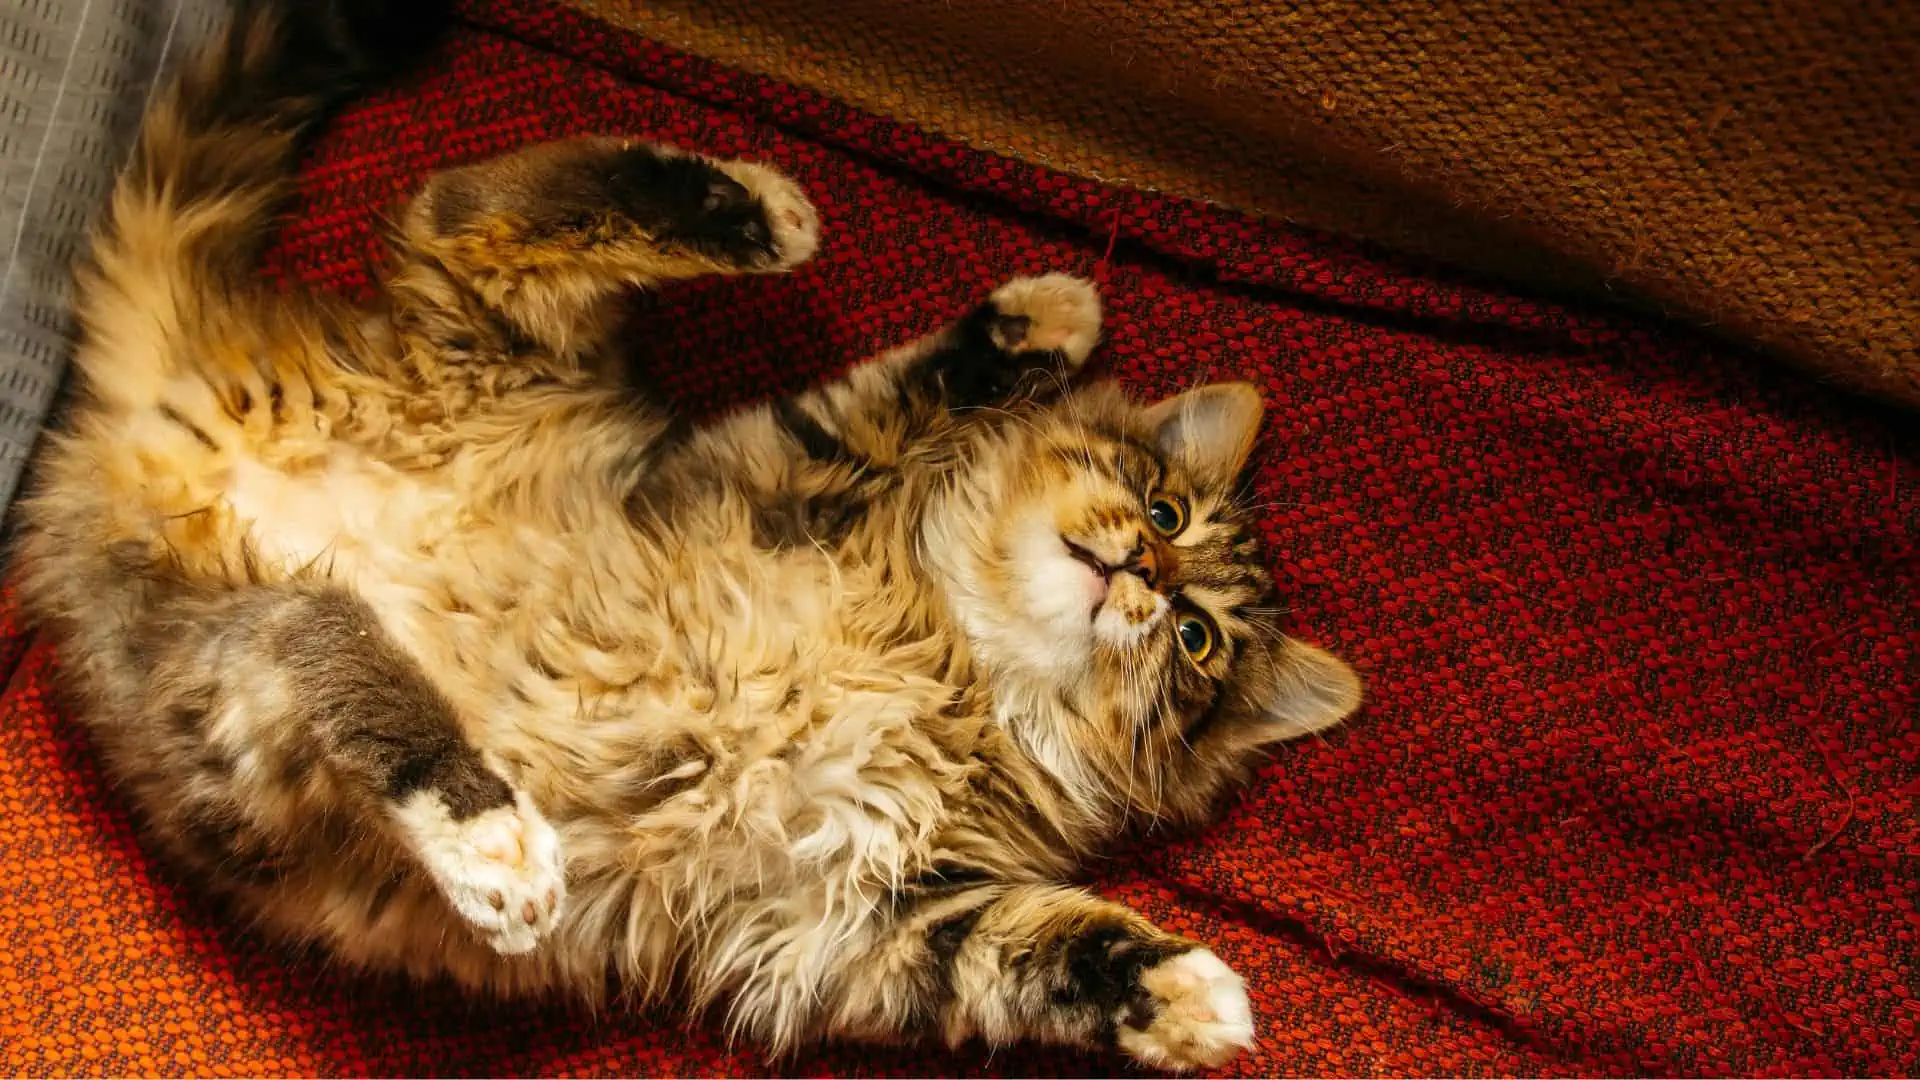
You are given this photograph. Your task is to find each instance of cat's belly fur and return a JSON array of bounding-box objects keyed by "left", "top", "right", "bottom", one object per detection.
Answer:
[{"left": 221, "top": 443, "right": 964, "bottom": 995}]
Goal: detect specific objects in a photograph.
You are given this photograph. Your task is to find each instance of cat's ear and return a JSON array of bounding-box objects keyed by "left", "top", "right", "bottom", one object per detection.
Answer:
[
  {"left": 1165, "top": 633, "right": 1361, "bottom": 828},
  {"left": 1253, "top": 637, "right": 1363, "bottom": 742},
  {"left": 1141, "top": 382, "right": 1265, "bottom": 488}
]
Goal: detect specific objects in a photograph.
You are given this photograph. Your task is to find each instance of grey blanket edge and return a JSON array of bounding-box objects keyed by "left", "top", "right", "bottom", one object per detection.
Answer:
[{"left": 0, "top": 0, "right": 222, "bottom": 511}]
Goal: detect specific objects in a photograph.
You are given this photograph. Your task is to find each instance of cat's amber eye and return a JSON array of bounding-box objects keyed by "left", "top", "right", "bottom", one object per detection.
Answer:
[
  {"left": 1147, "top": 494, "right": 1187, "bottom": 536},
  {"left": 1176, "top": 612, "right": 1216, "bottom": 662}
]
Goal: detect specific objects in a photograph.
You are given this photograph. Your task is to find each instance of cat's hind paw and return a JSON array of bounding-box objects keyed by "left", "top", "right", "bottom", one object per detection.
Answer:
[
  {"left": 397, "top": 789, "right": 566, "bottom": 956},
  {"left": 1117, "top": 948, "right": 1256, "bottom": 1072},
  {"left": 602, "top": 142, "right": 820, "bottom": 274}
]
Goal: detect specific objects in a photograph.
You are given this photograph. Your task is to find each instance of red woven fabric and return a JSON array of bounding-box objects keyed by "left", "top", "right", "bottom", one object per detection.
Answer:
[{"left": 3, "top": 1, "right": 1916, "bottom": 1074}]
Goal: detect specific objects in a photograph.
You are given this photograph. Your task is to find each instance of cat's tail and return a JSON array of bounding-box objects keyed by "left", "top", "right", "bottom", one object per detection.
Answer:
[{"left": 72, "top": 0, "right": 448, "bottom": 398}]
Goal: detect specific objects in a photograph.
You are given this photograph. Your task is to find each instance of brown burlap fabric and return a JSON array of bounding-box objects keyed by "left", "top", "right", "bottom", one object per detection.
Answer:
[{"left": 568, "top": 0, "right": 1919, "bottom": 406}]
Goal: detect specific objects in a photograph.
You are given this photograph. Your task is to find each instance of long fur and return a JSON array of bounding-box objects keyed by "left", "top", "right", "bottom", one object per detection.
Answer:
[{"left": 11, "top": 0, "right": 1364, "bottom": 1069}]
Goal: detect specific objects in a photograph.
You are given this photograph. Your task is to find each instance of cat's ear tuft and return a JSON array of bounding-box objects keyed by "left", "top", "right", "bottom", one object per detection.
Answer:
[
  {"left": 1142, "top": 382, "right": 1265, "bottom": 488},
  {"left": 1256, "top": 637, "right": 1362, "bottom": 742}
]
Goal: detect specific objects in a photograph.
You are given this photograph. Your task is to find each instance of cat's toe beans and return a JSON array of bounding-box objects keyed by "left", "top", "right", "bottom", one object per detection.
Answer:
[
  {"left": 1118, "top": 948, "right": 1256, "bottom": 1072},
  {"left": 987, "top": 274, "right": 1103, "bottom": 367}
]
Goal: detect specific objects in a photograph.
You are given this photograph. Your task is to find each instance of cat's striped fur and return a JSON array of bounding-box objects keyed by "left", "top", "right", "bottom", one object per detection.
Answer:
[{"left": 10, "top": 0, "right": 1362, "bottom": 1069}]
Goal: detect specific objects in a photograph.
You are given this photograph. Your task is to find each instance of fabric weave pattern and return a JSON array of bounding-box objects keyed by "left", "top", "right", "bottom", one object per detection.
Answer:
[{"left": 0, "top": 1, "right": 1913, "bottom": 1074}]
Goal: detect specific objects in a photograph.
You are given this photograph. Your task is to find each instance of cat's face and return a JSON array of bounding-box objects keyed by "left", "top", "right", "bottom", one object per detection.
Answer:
[{"left": 928, "top": 381, "right": 1362, "bottom": 824}]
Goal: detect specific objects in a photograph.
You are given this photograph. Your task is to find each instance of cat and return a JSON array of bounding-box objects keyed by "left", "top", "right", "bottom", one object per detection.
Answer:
[{"left": 10, "top": 0, "right": 1363, "bottom": 1070}]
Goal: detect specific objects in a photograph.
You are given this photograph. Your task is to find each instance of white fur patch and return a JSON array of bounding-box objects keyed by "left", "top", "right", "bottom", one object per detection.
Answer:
[
  {"left": 1093, "top": 592, "right": 1167, "bottom": 649},
  {"left": 223, "top": 449, "right": 469, "bottom": 656},
  {"left": 1118, "top": 948, "right": 1256, "bottom": 1071},
  {"left": 394, "top": 789, "right": 566, "bottom": 956},
  {"left": 996, "top": 688, "right": 1104, "bottom": 814},
  {"left": 1012, "top": 515, "right": 1101, "bottom": 659}
]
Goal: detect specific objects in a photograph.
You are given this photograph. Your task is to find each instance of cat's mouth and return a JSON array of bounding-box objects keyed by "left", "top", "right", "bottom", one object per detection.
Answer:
[{"left": 1062, "top": 538, "right": 1111, "bottom": 614}]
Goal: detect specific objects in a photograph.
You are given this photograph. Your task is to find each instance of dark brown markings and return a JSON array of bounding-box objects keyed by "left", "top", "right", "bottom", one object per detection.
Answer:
[
  {"left": 620, "top": 415, "right": 703, "bottom": 528},
  {"left": 365, "top": 874, "right": 404, "bottom": 923},
  {"left": 926, "top": 903, "right": 986, "bottom": 974},
  {"left": 165, "top": 703, "right": 208, "bottom": 739},
  {"left": 275, "top": 589, "right": 514, "bottom": 821},
  {"left": 1180, "top": 680, "right": 1235, "bottom": 744},
  {"left": 989, "top": 313, "right": 1032, "bottom": 348},
  {"left": 774, "top": 398, "right": 853, "bottom": 463},
  {"left": 620, "top": 734, "right": 710, "bottom": 813},
  {"left": 159, "top": 404, "right": 220, "bottom": 451},
  {"left": 430, "top": 176, "right": 481, "bottom": 236},
  {"left": 911, "top": 299, "right": 1063, "bottom": 409},
  {"left": 174, "top": 802, "right": 285, "bottom": 885},
  {"left": 1178, "top": 558, "right": 1250, "bottom": 592},
  {"left": 601, "top": 147, "right": 776, "bottom": 266},
  {"left": 748, "top": 465, "right": 895, "bottom": 553},
  {"left": 1059, "top": 923, "right": 1186, "bottom": 1046},
  {"left": 911, "top": 862, "right": 994, "bottom": 893},
  {"left": 1109, "top": 437, "right": 1166, "bottom": 491},
  {"left": 504, "top": 143, "right": 777, "bottom": 267},
  {"left": 273, "top": 743, "right": 317, "bottom": 790}
]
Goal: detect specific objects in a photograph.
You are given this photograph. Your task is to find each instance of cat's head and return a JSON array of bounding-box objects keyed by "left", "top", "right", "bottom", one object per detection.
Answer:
[{"left": 926, "top": 380, "right": 1362, "bottom": 825}]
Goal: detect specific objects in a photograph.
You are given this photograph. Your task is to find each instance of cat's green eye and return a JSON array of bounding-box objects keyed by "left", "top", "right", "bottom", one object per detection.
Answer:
[
  {"left": 1147, "top": 494, "right": 1187, "bottom": 536},
  {"left": 1176, "top": 612, "right": 1216, "bottom": 662}
]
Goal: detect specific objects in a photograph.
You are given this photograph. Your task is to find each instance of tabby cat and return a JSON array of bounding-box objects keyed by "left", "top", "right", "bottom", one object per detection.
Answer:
[{"left": 11, "top": 0, "right": 1362, "bottom": 1069}]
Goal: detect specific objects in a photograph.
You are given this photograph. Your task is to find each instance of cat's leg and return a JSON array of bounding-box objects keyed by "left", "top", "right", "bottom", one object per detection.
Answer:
[
  {"left": 392, "top": 137, "right": 820, "bottom": 360},
  {"left": 766, "top": 273, "right": 1102, "bottom": 461},
  {"left": 717, "top": 883, "right": 1253, "bottom": 1071},
  {"left": 630, "top": 273, "right": 1102, "bottom": 543},
  {"left": 127, "top": 582, "right": 565, "bottom": 955}
]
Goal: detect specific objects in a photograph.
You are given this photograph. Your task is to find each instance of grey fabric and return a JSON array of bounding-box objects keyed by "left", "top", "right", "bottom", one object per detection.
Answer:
[{"left": 0, "top": 0, "right": 221, "bottom": 510}]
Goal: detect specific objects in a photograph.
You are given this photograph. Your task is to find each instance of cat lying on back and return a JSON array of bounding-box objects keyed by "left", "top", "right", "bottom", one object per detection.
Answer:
[{"left": 12, "top": 0, "right": 1362, "bottom": 1069}]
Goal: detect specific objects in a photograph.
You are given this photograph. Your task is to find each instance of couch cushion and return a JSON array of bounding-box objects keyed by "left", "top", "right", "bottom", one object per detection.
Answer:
[{"left": 572, "top": 0, "right": 1920, "bottom": 408}]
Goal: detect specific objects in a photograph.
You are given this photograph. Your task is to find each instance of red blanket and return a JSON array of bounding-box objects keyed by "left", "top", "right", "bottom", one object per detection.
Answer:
[{"left": 2, "top": 1, "right": 1914, "bottom": 1074}]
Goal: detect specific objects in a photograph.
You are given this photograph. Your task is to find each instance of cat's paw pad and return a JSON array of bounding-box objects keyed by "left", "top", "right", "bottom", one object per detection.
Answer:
[
  {"left": 987, "top": 274, "right": 1103, "bottom": 368},
  {"left": 399, "top": 791, "right": 565, "bottom": 956},
  {"left": 1118, "top": 948, "right": 1255, "bottom": 1072},
  {"left": 709, "top": 160, "right": 821, "bottom": 272}
]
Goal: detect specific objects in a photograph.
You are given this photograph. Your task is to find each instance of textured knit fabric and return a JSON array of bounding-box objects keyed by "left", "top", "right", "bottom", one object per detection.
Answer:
[
  {"left": 573, "top": 0, "right": 1920, "bottom": 408},
  {"left": 0, "top": 0, "right": 221, "bottom": 510},
  {"left": 1, "top": 1, "right": 1916, "bottom": 1075}
]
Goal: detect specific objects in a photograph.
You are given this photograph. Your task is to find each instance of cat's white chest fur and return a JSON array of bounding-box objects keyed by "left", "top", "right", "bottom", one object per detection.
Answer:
[{"left": 222, "top": 450, "right": 460, "bottom": 640}]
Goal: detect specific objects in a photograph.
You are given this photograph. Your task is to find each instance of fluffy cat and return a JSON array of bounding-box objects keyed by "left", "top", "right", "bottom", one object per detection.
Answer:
[{"left": 11, "top": 0, "right": 1362, "bottom": 1069}]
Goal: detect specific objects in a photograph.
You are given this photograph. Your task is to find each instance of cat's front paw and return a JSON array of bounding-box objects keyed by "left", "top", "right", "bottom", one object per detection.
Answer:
[
  {"left": 1117, "top": 948, "right": 1256, "bottom": 1072},
  {"left": 711, "top": 160, "right": 821, "bottom": 272},
  {"left": 398, "top": 789, "right": 566, "bottom": 956},
  {"left": 986, "top": 273, "right": 1103, "bottom": 370}
]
